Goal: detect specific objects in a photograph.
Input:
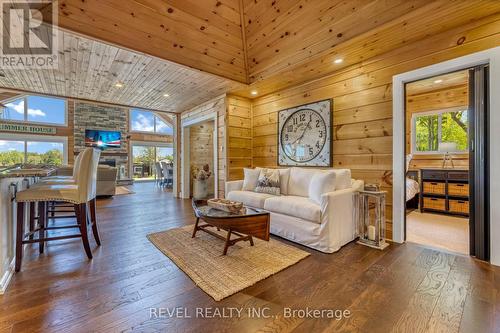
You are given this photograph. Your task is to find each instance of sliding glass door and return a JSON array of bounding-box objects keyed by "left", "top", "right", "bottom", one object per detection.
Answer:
[{"left": 131, "top": 142, "right": 173, "bottom": 181}]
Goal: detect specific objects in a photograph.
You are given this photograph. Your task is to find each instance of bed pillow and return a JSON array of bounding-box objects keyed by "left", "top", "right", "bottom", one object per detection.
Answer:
[
  {"left": 309, "top": 171, "right": 337, "bottom": 204},
  {"left": 242, "top": 168, "right": 261, "bottom": 191},
  {"left": 255, "top": 169, "right": 281, "bottom": 195}
]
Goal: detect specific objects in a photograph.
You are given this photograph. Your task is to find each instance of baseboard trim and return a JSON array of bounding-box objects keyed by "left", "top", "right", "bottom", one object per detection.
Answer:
[{"left": 0, "top": 258, "right": 15, "bottom": 295}]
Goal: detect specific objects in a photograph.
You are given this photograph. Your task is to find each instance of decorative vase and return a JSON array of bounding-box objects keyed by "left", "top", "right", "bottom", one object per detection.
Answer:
[{"left": 193, "top": 179, "right": 208, "bottom": 199}]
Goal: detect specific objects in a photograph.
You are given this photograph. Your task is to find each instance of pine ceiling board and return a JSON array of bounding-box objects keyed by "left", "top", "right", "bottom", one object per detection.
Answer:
[
  {"left": 137, "top": 0, "right": 243, "bottom": 35},
  {"left": 0, "top": 30, "right": 243, "bottom": 112},
  {"left": 234, "top": 0, "right": 500, "bottom": 96},
  {"left": 244, "top": 0, "right": 429, "bottom": 77},
  {"left": 57, "top": 0, "right": 247, "bottom": 83}
]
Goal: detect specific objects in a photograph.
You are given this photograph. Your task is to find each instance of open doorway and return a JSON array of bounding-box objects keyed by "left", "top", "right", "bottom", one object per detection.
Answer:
[
  {"left": 404, "top": 70, "right": 470, "bottom": 254},
  {"left": 181, "top": 118, "right": 217, "bottom": 199},
  {"left": 404, "top": 65, "right": 489, "bottom": 258}
]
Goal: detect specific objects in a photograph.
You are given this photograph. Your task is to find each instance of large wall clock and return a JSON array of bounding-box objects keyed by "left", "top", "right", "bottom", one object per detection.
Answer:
[{"left": 278, "top": 99, "right": 332, "bottom": 167}]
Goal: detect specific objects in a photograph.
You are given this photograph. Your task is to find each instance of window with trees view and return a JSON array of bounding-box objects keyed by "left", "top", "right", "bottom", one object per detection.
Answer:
[
  {"left": 130, "top": 109, "right": 173, "bottom": 135},
  {"left": 0, "top": 137, "right": 66, "bottom": 167},
  {"left": 0, "top": 95, "right": 66, "bottom": 125},
  {"left": 412, "top": 109, "right": 468, "bottom": 153}
]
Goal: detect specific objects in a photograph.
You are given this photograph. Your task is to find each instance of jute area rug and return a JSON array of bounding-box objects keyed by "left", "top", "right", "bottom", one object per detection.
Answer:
[{"left": 147, "top": 225, "right": 310, "bottom": 301}]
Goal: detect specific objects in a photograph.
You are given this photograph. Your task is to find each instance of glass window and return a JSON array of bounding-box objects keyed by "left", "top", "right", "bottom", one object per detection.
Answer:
[
  {"left": 0, "top": 137, "right": 66, "bottom": 167},
  {"left": 26, "top": 96, "right": 66, "bottom": 124},
  {"left": 131, "top": 109, "right": 155, "bottom": 132},
  {"left": 155, "top": 117, "right": 173, "bottom": 135},
  {"left": 413, "top": 109, "right": 468, "bottom": 153},
  {"left": 2, "top": 99, "right": 25, "bottom": 121},
  {"left": 0, "top": 95, "right": 66, "bottom": 125},
  {"left": 0, "top": 140, "right": 25, "bottom": 167},
  {"left": 130, "top": 109, "right": 173, "bottom": 135},
  {"left": 27, "top": 141, "right": 64, "bottom": 165}
]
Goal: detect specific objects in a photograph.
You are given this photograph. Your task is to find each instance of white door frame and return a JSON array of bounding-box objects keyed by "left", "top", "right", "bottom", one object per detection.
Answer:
[
  {"left": 180, "top": 114, "right": 218, "bottom": 199},
  {"left": 392, "top": 46, "right": 500, "bottom": 265}
]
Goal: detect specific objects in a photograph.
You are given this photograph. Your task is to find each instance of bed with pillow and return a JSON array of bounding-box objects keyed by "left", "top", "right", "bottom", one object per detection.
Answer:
[
  {"left": 225, "top": 167, "right": 363, "bottom": 253},
  {"left": 405, "top": 154, "right": 420, "bottom": 210}
]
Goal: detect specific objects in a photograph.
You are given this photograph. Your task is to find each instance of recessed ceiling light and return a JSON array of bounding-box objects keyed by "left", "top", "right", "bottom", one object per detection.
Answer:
[
  {"left": 434, "top": 79, "right": 443, "bottom": 84},
  {"left": 115, "top": 82, "right": 123, "bottom": 88},
  {"left": 163, "top": 93, "right": 170, "bottom": 97},
  {"left": 251, "top": 90, "right": 258, "bottom": 96},
  {"left": 334, "top": 58, "right": 343, "bottom": 64}
]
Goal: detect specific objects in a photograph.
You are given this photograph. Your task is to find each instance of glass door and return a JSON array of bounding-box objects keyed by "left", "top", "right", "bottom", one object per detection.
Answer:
[{"left": 131, "top": 142, "right": 173, "bottom": 182}]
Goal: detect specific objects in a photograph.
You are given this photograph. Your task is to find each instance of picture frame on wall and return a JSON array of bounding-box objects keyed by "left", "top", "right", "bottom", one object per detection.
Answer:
[{"left": 277, "top": 99, "right": 332, "bottom": 167}]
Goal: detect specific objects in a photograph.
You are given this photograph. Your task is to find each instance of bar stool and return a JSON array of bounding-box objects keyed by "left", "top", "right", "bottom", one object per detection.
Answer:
[
  {"left": 15, "top": 148, "right": 102, "bottom": 272},
  {"left": 31, "top": 150, "right": 84, "bottom": 223}
]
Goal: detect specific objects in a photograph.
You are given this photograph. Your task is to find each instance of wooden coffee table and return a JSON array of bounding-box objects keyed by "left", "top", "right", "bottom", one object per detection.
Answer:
[{"left": 191, "top": 199, "right": 270, "bottom": 255}]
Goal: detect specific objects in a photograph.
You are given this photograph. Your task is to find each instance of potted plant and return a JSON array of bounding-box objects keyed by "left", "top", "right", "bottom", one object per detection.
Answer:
[{"left": 192, "top": 164, "right": 212, "bottom": 199}]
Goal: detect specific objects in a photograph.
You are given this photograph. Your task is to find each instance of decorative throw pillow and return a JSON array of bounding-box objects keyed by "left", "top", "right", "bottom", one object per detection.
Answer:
[
  {"left": 242, "top": 168, "right": 261, "bottom": 191},
  {"left": 255, "top": 169, "right": 281, "bottom": 195},
  {"left": 308, "top": 171, "right": 337, "bottom": 204}
]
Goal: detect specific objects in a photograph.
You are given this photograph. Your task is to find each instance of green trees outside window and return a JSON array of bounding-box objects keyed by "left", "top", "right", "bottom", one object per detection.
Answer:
[{"left": 414, "top": 109, "right": 468, "bottom": 153}]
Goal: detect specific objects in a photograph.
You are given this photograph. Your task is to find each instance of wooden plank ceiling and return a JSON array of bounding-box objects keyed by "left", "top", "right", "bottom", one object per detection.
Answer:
[
  {"left": 54, "top": 0, "right": 500, "bottom": 99},
  {"left": 1, "top": 0, "right": 499, "bottom": 111},
  {"left": 0, "top": 30, "right": 244, "bottom": 112},
  {"left": 57, "top": 0, "right": 247, "bottom": 83},
  {"left": 232, "top": 0, "right": 500, "bottom": 97}
]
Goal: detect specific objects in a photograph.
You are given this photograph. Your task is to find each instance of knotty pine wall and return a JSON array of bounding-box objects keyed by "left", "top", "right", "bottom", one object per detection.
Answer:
[
  {"left": 250, "top": 14, "right": 500, "bottom": 238},
  {"left": 226, "top": 95, "right": 252, "bottom": 181},
  {"left": 405, "top": 76, "right": 469, "bottom": 170}
]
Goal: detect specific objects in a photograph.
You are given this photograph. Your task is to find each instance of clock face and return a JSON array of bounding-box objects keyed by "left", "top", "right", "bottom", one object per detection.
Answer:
[
  {"left": 280, "top": 108, "right": 327, "bottom": 162},
  {"left": 278, "top": 99, "right": 332, "bottom": 167}
]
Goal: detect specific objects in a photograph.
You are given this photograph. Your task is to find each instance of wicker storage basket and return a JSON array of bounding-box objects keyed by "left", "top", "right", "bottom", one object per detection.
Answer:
[
  {"left": 423, "top": 181, "right": 446, "bottom": 195},
  {"left": 449, "top": 199, "right": 469, "bottom": 214},
  {"left": 423, "top": 197, "right": 446, "bottom": 211},
  {"left": 207, "top": 198, "right": 243, "bottom": 213},
  {"left": 448, "top": 183, "right": 469, "bottom": 197}
]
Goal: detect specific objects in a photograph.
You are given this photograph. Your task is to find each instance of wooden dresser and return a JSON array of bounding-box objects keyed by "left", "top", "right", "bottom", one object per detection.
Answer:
[{"left": 419, "top": 168, "right": 469, "bottom": 217}]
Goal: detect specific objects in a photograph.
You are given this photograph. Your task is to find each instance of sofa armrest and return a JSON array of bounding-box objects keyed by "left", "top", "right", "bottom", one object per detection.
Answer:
[
  {"left": 318, "top": 179, "right": 364, "bottom": 251},
  {"left": 225, "top": 180, "right": 243, "bottom": 195}
]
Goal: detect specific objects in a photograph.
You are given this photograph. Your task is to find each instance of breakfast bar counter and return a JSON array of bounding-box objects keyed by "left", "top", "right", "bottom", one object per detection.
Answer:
[{"left": 0, "top": 167, "right": 55, "bottom": 292}]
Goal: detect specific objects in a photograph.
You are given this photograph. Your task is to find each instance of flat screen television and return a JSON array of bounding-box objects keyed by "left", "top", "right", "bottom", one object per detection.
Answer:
[{"left": 85, "top": 129, "right": 121, "bottom": 149}]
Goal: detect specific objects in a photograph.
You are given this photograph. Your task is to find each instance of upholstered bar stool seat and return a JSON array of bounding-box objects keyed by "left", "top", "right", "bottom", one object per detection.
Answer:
[
  {"left": 16, "top": 185, "right": 80, "bottom": 204},
  {"left": 14, "top": 148, "right": 102, "bottom": 272}
]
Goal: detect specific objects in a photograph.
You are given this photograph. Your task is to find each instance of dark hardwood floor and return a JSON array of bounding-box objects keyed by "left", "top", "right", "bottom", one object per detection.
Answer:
[{"left": 1, "top": 183, "right": 499, "bottom": 333}]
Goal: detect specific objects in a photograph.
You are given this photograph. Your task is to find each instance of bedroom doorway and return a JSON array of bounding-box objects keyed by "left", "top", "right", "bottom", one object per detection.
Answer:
[{"left": 403, "top": 65, "right": 489, "bottom": 258}]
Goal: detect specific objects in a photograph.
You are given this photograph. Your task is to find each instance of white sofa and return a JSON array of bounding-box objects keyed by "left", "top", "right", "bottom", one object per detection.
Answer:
[{"left": 225, "top": 167, "right": 363, "bottom": 253}]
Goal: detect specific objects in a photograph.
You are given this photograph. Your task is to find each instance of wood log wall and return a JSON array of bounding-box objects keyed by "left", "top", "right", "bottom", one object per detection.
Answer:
[
  {"left": 405, "top": 71, "right": 469, "bottom": 169},
  {"left": 250, "top": 15, "right": 500, "bottom": 238}
]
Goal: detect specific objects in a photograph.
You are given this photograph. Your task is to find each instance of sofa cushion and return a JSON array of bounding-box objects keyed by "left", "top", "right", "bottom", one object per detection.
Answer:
[
  {"left": 242, "top": 168, "right": 261, "bottom": 191},
  {"left": 255, "top": 168, "right": 281, "bottom": 195},
  {"left": 264, "top": 195, "right": 321, "bottom": 223},
  {"left": 309, "top": 171, "right": 336, "bottom": 204},
  {"left": 288, "top": 167, "right": 319, "bottom": 197},
  {"left": 331, "top": 169, "right": 351, "bottom": 190},
  {"left": 227, "top": 190, "right": 275, "bottom": 209},
  {"left": 257, "top": 167, "right": 290, "bottom": 195}
]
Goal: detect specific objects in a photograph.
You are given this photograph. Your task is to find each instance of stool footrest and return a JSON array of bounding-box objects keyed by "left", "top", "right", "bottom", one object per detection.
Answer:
[{"left": 22, "top": 234, "right": 82, "bottom": 244}]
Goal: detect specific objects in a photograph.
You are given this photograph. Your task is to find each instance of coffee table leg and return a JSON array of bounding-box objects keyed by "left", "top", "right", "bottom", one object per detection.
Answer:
[
  {"left": 249, "top": 235, "right": 254, "bottom": 246},
  {"left": 192, "top": 217, "right": 200, "bottom": 238},
  {"left": 223, "top": 229, "right": 232, "bottom": 255}
]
